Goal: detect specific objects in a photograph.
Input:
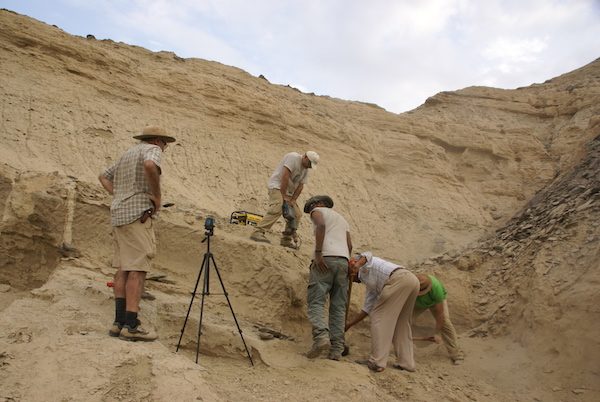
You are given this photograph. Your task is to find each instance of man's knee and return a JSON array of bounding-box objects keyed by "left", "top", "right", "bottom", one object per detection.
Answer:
[{"left": 126, "top": 270, "right": 147, "bottom": 283}]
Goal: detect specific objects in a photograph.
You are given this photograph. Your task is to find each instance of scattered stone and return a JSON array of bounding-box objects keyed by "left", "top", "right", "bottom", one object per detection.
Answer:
[
  {"left": 259, "top": 332, "right": 274, "bottom": 340},
  {"left": 256, "top": 326, "right": 294, "bottom": 341},
  {"left": 141, "top": 291, "right": 156, "bottom": 300},
  {"left": 572, "top": 388, "right": 585, "bottom": 395},
  {"left": 0, "top": 284, "right": 11, "bottom": 293}
]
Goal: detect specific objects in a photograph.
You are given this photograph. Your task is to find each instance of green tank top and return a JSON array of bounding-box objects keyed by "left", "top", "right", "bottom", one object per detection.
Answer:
[{"left": 415, "top": 275, "right": 447, "bottom": 309}]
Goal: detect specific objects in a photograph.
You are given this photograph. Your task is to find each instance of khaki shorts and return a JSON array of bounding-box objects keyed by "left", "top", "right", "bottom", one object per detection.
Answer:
[{"left": 112, "top": 218, "right": 156, "bottom": 272}]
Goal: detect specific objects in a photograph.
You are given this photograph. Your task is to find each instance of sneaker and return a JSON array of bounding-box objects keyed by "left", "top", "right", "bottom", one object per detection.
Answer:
[
  {"left": 392, "top": 363, "right": 416, "bottom": 372},
  {"left": 108, "top": 321, "right": 123, "bottom": 337},
  {"left": 119, "top": 323, "right": 158, "bottom": 342},
  {"left": 250, "top": 232, "right": 270, "bottom": 243},
  {"left": 452, "top": 357, "right": 464, "bottom": 366},
  {"left": 305, "top": 338, "right": 329, "bottom": 359}
]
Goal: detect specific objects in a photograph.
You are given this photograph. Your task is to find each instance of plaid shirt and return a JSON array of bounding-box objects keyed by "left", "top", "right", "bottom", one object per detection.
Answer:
[
  {"left": 103, "top": 143, "right": 162, "bottom": 226},
  {"left": 358, "top": 252, "right": 404, "bottom": 314}
]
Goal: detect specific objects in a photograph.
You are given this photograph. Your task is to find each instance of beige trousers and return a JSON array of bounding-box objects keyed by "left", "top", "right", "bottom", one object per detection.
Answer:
[
  {"left": 369, "top": 269, "right": 419, "bottom": 370},
  {"left": 254, "top": 189, "right": 301, "bottom": 234},
  {"left": 413, "top": 300, "right": 464, "bottom": 360}
]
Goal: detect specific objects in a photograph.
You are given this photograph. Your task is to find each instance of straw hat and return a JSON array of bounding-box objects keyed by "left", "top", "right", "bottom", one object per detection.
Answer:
[{"left": 133, "top": 126, "right": 176, "bottom": 143}]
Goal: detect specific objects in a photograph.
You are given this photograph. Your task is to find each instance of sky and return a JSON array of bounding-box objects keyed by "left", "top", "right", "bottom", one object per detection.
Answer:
[{"left": 3, "top": 0, "right": 600, "bottom": 113}]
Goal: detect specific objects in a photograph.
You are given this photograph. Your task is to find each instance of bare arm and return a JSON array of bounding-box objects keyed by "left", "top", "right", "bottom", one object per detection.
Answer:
[
  {"left": 346, "top": 231, "right": 352, "bottom": 256},
  {"left": 311, "top": 209, "right": 328, "bottom": 272},
  {"left": 430, "top": 302, "right": 445, "bottom": 342},
  {"left": 290, "top": 183, "right": 303, "bottom": 203},
  {"left": 98, "top": 174, "right": 113, "bottom": 195},
  {"left": 144, "top": 160, "right": 161, "bottom": 212},
  {"left": 345, "top": 310, "right": 367, "bottom": 331},
  {"left": 279, "top": 167, "right": 292, "bottom": 202}
]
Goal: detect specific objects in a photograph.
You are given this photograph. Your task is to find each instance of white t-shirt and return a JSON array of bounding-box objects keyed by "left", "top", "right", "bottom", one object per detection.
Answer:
[
  {"left": 311, "top": 207, "right": 350, "bottom": 259},
  {"left": 267, "top": 152, "right": 309, "bottom": 195}
]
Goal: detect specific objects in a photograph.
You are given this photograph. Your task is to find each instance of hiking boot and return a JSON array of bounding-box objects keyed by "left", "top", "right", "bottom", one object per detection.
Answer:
[
  {"left": 250, "top": 231, "right": 270, "bottom": 243},
  {"left": 119, "top": 323, "right": 158, "bottom": 342},
  {"left": 108, "top": 321, "right": 123, "bottom": 337},
  {"left": 280, "top": 236, "right": 295, "bottom": 248},
  {"left": 328, "top": 352, "right": 342, "bottom": 361},
  {"left": 281, "top": 235, "right": 301, "bottom": 249},
  {"left": 305, "top": 338, "right": 329, "bottom": 359}
]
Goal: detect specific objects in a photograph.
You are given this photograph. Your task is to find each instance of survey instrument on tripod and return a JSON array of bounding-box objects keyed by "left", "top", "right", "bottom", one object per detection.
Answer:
[{"left": 175, "top": 216, "right": 254, "bottom": 366}]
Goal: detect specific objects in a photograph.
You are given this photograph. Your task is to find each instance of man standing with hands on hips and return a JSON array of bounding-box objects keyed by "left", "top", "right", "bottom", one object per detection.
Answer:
[
  {"left": 99, "top": 126, "right": 175, "bottom": 342},
  {"left": 250, "top": 151, "right": 319, "bottom": 249}
]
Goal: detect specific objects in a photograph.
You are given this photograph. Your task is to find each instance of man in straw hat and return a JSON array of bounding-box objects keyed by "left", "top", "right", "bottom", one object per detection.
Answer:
[
  {"left": 303, "top": 195, "right": 352, "bottom": 361},
  {"left": 345, "top": 252, "right": 419, "bottom": 373},
  {"left": 413, "top": 274, "right": 464, "bottom": 364},
  {"left": 250, "top": 151, "right": 319, "bottom": 249},
  {"left": 99, "top": 125, "right": 176, "bottom": 342}
]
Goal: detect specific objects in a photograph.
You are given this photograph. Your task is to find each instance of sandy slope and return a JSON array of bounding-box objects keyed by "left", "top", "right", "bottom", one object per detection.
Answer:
[{"left": 0, "top": 9, "right": 599, "bottom": 402}]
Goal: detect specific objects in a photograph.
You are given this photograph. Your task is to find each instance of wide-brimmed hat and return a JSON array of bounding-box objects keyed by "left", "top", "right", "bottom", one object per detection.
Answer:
[
  {"left": 133, "top": 126, "right": 176, "bottom": 143},
  {"left": 305, "top": 151, "right": 319, "bottom": 169},
  {"left": 303, "top": 195, "right": 334, "bottom": 213},
  {"left": 417, "top": 274, "right": 432, "bottom": 296}
]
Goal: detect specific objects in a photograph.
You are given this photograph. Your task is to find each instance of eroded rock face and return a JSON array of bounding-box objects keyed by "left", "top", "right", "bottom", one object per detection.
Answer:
[
  {"left": 418, "top": 134, "right": 599, "bottom": 384},
  {"left": 1, "top": 10, "right": 599, "bottom": 264},
  {"left": 0, "top": 9, "right": 599, "bottom": 402},
  {"left": 0, "top": 171, "right": 71, "bottom": 289}
]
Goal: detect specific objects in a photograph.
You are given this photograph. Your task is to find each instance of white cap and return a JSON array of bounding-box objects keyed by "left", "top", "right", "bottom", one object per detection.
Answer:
[{"left": 306, "top": 151, "right": 320, "bottom": 169}]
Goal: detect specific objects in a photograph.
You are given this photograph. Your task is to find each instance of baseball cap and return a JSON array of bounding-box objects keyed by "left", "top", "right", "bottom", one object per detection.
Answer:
[{"left": 306, "top": 151, "right": 319, "bottom": 169}]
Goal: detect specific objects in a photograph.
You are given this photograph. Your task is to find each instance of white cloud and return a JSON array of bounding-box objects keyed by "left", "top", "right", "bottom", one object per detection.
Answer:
[{"left": 5, "top": 0, "right": 600, "bottom": 112}]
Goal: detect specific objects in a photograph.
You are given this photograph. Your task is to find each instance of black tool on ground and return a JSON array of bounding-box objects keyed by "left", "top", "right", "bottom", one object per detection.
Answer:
[{"left": 176, "top": 216, "right": 254, "bottom": 366}]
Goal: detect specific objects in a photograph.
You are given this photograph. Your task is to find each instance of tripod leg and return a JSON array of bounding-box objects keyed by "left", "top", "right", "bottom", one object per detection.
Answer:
[
  {"left": 209, "top": 254, "right": 254, "bottom": 366},
  {"left": 196, "top": 254, "right": 210, "bottom": 364},
  {"left": 176, "top": 253, "right": 207, "bottom": 352}
]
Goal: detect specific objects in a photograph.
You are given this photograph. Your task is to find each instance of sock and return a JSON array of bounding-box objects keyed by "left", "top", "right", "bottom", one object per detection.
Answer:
[
  {"left": 125, "top": 311, "right": 138, "bottom": 329},
  {"left": 115, "top": 298, "right": 126, "bottom": 324}
]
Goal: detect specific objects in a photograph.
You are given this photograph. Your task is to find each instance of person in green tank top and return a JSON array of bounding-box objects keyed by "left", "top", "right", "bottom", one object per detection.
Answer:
[{"left": 414, "top": 274, "right": 464, "bottom": 364}]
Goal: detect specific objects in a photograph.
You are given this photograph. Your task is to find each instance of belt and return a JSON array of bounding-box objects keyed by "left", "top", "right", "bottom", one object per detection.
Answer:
[
  {"left": 323, "top": 256, "right": 349, "bottom": 261},
  {"left": 389, "top": 268, "right": 402, "bottom": 277}
]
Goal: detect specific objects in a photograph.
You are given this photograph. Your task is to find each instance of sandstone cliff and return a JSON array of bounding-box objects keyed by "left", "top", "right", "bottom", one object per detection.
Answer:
[{"left": 0, "top": 9, "right": 598, "bottom": 402}]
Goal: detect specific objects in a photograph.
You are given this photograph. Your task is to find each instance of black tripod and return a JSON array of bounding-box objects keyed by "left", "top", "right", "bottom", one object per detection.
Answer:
[{"left": 176, "top": 218, "right": 254, "bottom": 366}]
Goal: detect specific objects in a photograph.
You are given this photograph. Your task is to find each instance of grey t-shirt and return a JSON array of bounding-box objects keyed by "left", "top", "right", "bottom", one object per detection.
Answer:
[
  {"left": 267, "top": 152, "right": 309, "bottom": 195},
  {"left": 312, "top": 207, "right": 350, "bottom": 259}
]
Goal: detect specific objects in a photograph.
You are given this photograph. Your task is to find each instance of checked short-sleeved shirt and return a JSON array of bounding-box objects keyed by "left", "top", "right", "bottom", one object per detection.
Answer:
[
  {"left": 103, "top": 142, "right": 162, "bottom": 227},
  {"left": 358, "top": 252, "right": 404, "bottom": 314}
]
